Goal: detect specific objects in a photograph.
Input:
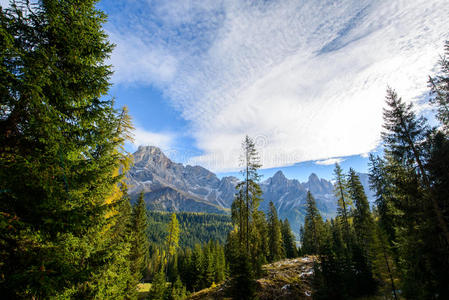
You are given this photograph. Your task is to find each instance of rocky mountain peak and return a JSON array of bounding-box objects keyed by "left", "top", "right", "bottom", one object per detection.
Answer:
[
  {"left": 272, "top": 170, "right": 287, "bottom": 183},
  {"left": 133, "top": 145, "right": 172, "bottom": 168},
  {"left": 137, "top": 145, "right": 163, "bottom": 155},
  {"left": 127, "top": 146, "right": 374, "bottom": 239},
  {"left": 308, "top": 173, "right": 319, "bottom": 182}
]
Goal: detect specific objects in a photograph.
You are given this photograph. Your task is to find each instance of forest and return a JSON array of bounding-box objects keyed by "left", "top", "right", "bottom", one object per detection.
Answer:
[{"left": 1, "top": 1, "right": 448, "bottom": 299}]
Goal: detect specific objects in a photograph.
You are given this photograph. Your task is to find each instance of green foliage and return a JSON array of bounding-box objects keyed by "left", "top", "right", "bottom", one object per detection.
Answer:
[
  {"left": 301, "top": 191, "right": 326, "bottom": 254},
  {"left": 310, "top": 170, "right": 379, "bottom": 298},
  {"left": 131, "top": 191, "right": 150, "bottom": 282},
  {"left": 165, "top": 213, "right": 180, "bottom": 278},
  {"left": 225, "top": 135, "right": 269, "bottom": 299},
  {"left": 148, "top": 270, "right": 167, "bottom": 300},
  {"left": 267, "top": 201, "right": 284, "bottom": 261},
  {"left": 168, "top": 276, "right": 186, "bottom": 300},
  {"left": 229, "top": 253, "right": 256, "bottom": 300},
  {"left": 281, "top": 219, "right": 298, "bottom": 258},
  {"left": 333, "top": 163, "right": 353, "bottom": 245},
  {"left": 166, "top": 213, "right": 180, "bottom": 259},
  {"left": 348, "top": 169, "right": 378, "bottom": 294},
  {"left": 375, "top": 82, "right": 449, "bottom": 298},
  {"left": 0, "top": 0, "right": 135, "bottom": 298},
  {"left": 146, "top": 211, "right": 232, "bottom": 248}
]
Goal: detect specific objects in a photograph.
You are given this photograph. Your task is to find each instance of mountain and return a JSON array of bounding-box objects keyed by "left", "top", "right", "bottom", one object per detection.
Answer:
[
  {"left": 127, "top": 146, "right": 373, "bottom": 238},
  {"left": 259, "top": 171, "right": 337, "bottom": 237},
  {"left": 127, "top": 146, "right": 237, "bottom": 213}
]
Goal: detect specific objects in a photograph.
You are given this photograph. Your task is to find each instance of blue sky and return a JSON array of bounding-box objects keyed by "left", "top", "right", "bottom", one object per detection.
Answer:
[{"left": 92, "top": 0, "right": 448, "bottom": 181}]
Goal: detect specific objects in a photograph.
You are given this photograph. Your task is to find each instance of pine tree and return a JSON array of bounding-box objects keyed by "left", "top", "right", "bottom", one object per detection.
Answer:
[
  {"left": 372, "top": 223, "right": 399, "bottom": 300},
  {"left": 131, "top": 191, "right": 150, "bottom": 282},
  {"left": 348, "top": 169, "right": 375, "bottom": 252},
  {"left": 267, "top": 201, "right": 283, "bottom": 262},
  {"left": 165, "top": 213, "right": 180, "bottom": 278},
  {"left": 281, "top": 218, "right": 298, "bottom": 258},
  {"left": 348, "top": 169, "right": 377, "bottom": 295},
  {"left": 368, "top": 154, "right": 398, "bottom": 243},
  {"left": 301, "top": 191, "right": 325, "bottom": 254},
  {"left": 333, "top": 163, "right": 352, "bottom": 246},
  {"left": 227, "top": 135, "right": 265, "bottom": 299},
  {"left": 382, "top": 88, "right": 449, "bottom": 244},
  {"left": 0, "top": 1, "right": 134, "bottom": 297},
  {"left": 110, "top": 190, "right": 138, "bottom": 299},
  {"left": 148, "top": 270, "right": 167, "bottom": 300},
  {"left": 236, "top": 135, "right": 263, "bottom": 254},
  {"left": 191, "top": 243, "right": 203, "bottom": 291},
  {"left": 169, "top": 276, "right": 186, "bottom": 300}
]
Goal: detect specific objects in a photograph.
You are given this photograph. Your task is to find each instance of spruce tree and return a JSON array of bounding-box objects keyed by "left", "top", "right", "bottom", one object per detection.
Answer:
[
  {"left": 382, "top": 88, "right": 449, "bottom": 244},
  {"left": 267, "top": 201, "right": 283, "bottom": 262},
  {"left": 333, "top": 163, "right": 352, "bottom": 246},
  {"left": 348, "top": 170, "right": 377, "bottom": 295},
  {"left": 148, "top": 270, "right": 167, "bottom": 300},
  {"left": 131, "top": 191, "right": 150, "bottom": 282},
  {"left": 301, "top": 191, "right": 325, "bottom": 254},
  {"left": 165, "top": 213, "right": 180, "bottom": 278},
  {"left": 169, "top": 276, "right": 186, "bottom": 300},
  {"left": 368, "top": 154, "right": 398, "bottom": 243},
  {"left": 236, "top": 135, "right": 263, "bottom": 254},
  {"left": 0, "top": 1, "right": 134, "bottom": 297},
  {"left": 348, "top": 169, "right": 376, "bottom": 252},
  {"left": 227, "top": 135, "right": 265, "bottom": 299},
  {"left": 281, "top": 219, "right": 298, "bottom": 258}
]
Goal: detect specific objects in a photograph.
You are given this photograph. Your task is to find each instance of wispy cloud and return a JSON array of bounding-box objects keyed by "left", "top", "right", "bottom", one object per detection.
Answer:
[
  {"left": 132, "top": 127, "right": 174, "bottom": 151},
  {"left": 0, "top": 0, "right": 10, "bottom": 8},
  {"left": 107, "top": 0, "right": 449, "bottom": 172},
  {"left": 315, "top": 158, "right": 345, "bottom": 166}
]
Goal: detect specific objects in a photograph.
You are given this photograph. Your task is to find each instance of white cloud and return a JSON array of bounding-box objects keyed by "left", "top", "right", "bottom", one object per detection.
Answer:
[
  {"left": 360, "top": 152, "right": 370, "bottom": 158},
  {"left": 0, "top": 0, "right": 10, "bottom": 8},
  {"left": 110, "top": 0, "right": 449, "bottom": 172},
  {"left": 132, "top": 127, "right": 174, "bottom": 150},
  {"left": 107, "top": 31, "right": 178, "bottom": 86},
  {"left": 315, "top": 158, "right": 345, "bottom": 166}
]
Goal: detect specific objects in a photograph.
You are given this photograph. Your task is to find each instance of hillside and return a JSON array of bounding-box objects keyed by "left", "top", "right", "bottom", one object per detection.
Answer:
[
  {"left": 188, "top": 256, "right": 316, "bottom": 300},
  {"left": 146, "top": 211, "right": 233, "bottom": 248}
]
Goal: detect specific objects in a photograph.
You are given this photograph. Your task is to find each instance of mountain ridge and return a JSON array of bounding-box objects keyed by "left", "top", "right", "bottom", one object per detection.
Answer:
[{"left": 127, "top": 146, "right": 373, "bottom": 237}]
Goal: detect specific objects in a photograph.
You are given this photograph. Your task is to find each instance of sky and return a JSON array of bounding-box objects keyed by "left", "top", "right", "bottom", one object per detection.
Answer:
[
  {"left": 3, "top": 0, "right": 447, "bottom": 181},
  {"left": 97, "top": 0, "right": 448, "bottom": 180}
]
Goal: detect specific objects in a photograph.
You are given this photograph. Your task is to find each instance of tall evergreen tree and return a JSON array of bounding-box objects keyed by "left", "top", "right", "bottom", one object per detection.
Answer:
[
  {"left": 236, "top": 135, "right": 263, "bottom": 254},
  {"left": 267, "top": 201, "right": 283, "bottom": 262},
  {"left": 333, "top": 163, "right": 352, "bottom": 245},
  {"left": 131, "top": 191, "right": 150, "bottom": 282},
  {"left": 0, "top": 1, "right": 134, "bottom": 297},
  {"left": 368, "top": 154, "right": 398, "bottom": 243},
  {"left": 382, "top": 88, "right": 449, "bottom": 244},
  {"left": 281, "top": 218, "right": 298, "bottom": 259},
  {"left": 227, "top": 135, "right": 264, "bottom": 299},
  {"left": 301, "top": 191, "right": 325, "bottom": 254},
  {"left": 165, "top": 213, "right": 180, "bottom": 277},
  {"left": 148, "top": 270, "right": 167, "bottom": 300},
  {"left": 348, "top": 169, "right": 377, "bottom": 294},
  {"left": 348, "top": 169, "right": 375, "bottom": 251}
]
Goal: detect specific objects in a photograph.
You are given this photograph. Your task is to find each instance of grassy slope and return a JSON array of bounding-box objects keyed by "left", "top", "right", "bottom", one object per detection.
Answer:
[{"left": 188, "top": 256, "right": 316, "bottom": 300}]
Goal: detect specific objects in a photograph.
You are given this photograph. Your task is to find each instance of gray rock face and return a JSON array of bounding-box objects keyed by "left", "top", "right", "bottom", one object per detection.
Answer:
[
  {"left": 259, "top": 172, "right": 337, "bottom": 238},
  {"left": 127, "top": 146, "right": 237, "bottom": 213},
  {"left": 127, "top": 146, "right": 373, "bottom": 237}
]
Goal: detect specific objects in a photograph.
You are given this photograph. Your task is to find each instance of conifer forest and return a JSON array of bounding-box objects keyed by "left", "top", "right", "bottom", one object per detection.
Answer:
[{"left": 1, "top": 1, "right": 448, "bottom": 299}]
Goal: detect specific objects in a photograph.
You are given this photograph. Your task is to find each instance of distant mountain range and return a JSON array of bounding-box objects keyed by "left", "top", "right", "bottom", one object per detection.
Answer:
[{"left": 127, "top": 146, "right": 374, "bottom": 237}]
